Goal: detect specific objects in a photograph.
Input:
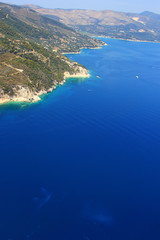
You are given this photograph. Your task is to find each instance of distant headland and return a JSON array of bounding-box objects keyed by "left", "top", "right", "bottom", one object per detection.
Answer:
[{"left": 27, "top": 6, "right": 160, "bottom": 43}]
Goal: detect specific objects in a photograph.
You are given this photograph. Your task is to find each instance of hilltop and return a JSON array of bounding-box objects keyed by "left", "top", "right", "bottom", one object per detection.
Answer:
[{"left": 27, "top": 5, "right": 160, "bottom": 42}]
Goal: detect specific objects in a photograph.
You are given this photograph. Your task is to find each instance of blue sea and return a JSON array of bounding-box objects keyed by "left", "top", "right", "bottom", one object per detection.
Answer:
[{"left": 1, "top": 38, "right": 160, "bottom": 240}]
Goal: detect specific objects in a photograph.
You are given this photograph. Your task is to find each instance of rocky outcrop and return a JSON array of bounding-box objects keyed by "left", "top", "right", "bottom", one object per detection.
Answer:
[
  {"left": 64, "top": 67, "right": 90, "bottom": 79},
  {"left": 63, "top": 59, "right": 90, "bottom": 79},
  {"left": 0, "top": 85, "right": 56, "bottom": 104}
]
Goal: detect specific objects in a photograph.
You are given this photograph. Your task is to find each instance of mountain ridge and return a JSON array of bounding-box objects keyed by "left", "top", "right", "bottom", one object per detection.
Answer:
[{"left": 26, "top": 5, "right": 160, "bottom": 42}]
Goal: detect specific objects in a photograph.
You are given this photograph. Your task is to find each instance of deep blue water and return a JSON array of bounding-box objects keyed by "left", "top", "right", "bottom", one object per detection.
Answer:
[{"left": 1, "top": 38, "right": 160, "bottom": 240}]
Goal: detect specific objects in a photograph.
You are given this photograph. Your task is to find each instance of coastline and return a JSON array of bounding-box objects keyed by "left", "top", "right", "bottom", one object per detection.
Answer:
[
  {"left": 94, "top": 35, "right": 160, "bottom": 44},
  {"left": 0, "top": 44, "right": 103, "bottom": 106},
  {"left": 0, "top": 71, "right": 90, "bottom": 105},
  {"left": 62, "top": 43, "right": 107, "bottom": 55}
]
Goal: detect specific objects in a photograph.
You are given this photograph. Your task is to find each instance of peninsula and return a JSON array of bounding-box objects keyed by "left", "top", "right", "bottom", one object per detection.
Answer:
[{"left": 0, "top": 2, "right": 104, "bottom": 104}]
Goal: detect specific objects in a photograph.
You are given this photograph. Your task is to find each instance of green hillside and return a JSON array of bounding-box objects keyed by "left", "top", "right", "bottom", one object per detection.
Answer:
[{"left": 0, "top": 3, "right": 104, "bottom": 102}]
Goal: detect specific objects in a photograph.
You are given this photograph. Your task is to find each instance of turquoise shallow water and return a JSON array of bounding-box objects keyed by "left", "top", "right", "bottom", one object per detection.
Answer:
[{"left": 1, "top": 38, "right": 160, "bottom": 239}]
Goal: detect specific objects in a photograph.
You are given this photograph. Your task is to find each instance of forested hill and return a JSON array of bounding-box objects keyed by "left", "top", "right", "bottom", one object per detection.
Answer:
[
  {"left": 0, "top": 2, "right": 104, "bottom": 103},
  {"left": 28, "top": 6, "right": 160, "bottom": 42}
]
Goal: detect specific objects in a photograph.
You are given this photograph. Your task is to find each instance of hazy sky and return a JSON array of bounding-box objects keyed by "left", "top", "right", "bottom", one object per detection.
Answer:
[{"left": 1, "top": 0, "right": 160, "bottom": 14}]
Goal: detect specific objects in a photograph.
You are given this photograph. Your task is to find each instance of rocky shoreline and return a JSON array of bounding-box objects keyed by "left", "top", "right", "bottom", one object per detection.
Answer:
[
  {"left": 0, "top": 68, "right": 90, "bottom": 105},
  {"left": 0, "top": 45, "right": 95, "bottom": 105}
]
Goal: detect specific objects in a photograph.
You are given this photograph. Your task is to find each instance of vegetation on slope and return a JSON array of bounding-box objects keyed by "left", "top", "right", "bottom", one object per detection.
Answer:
[
  {"left": 0, "top": 3, "right": 104, "bottom": 99},
  {"left": 0, "top": 37, "right": 77, "bottom": 96}
]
